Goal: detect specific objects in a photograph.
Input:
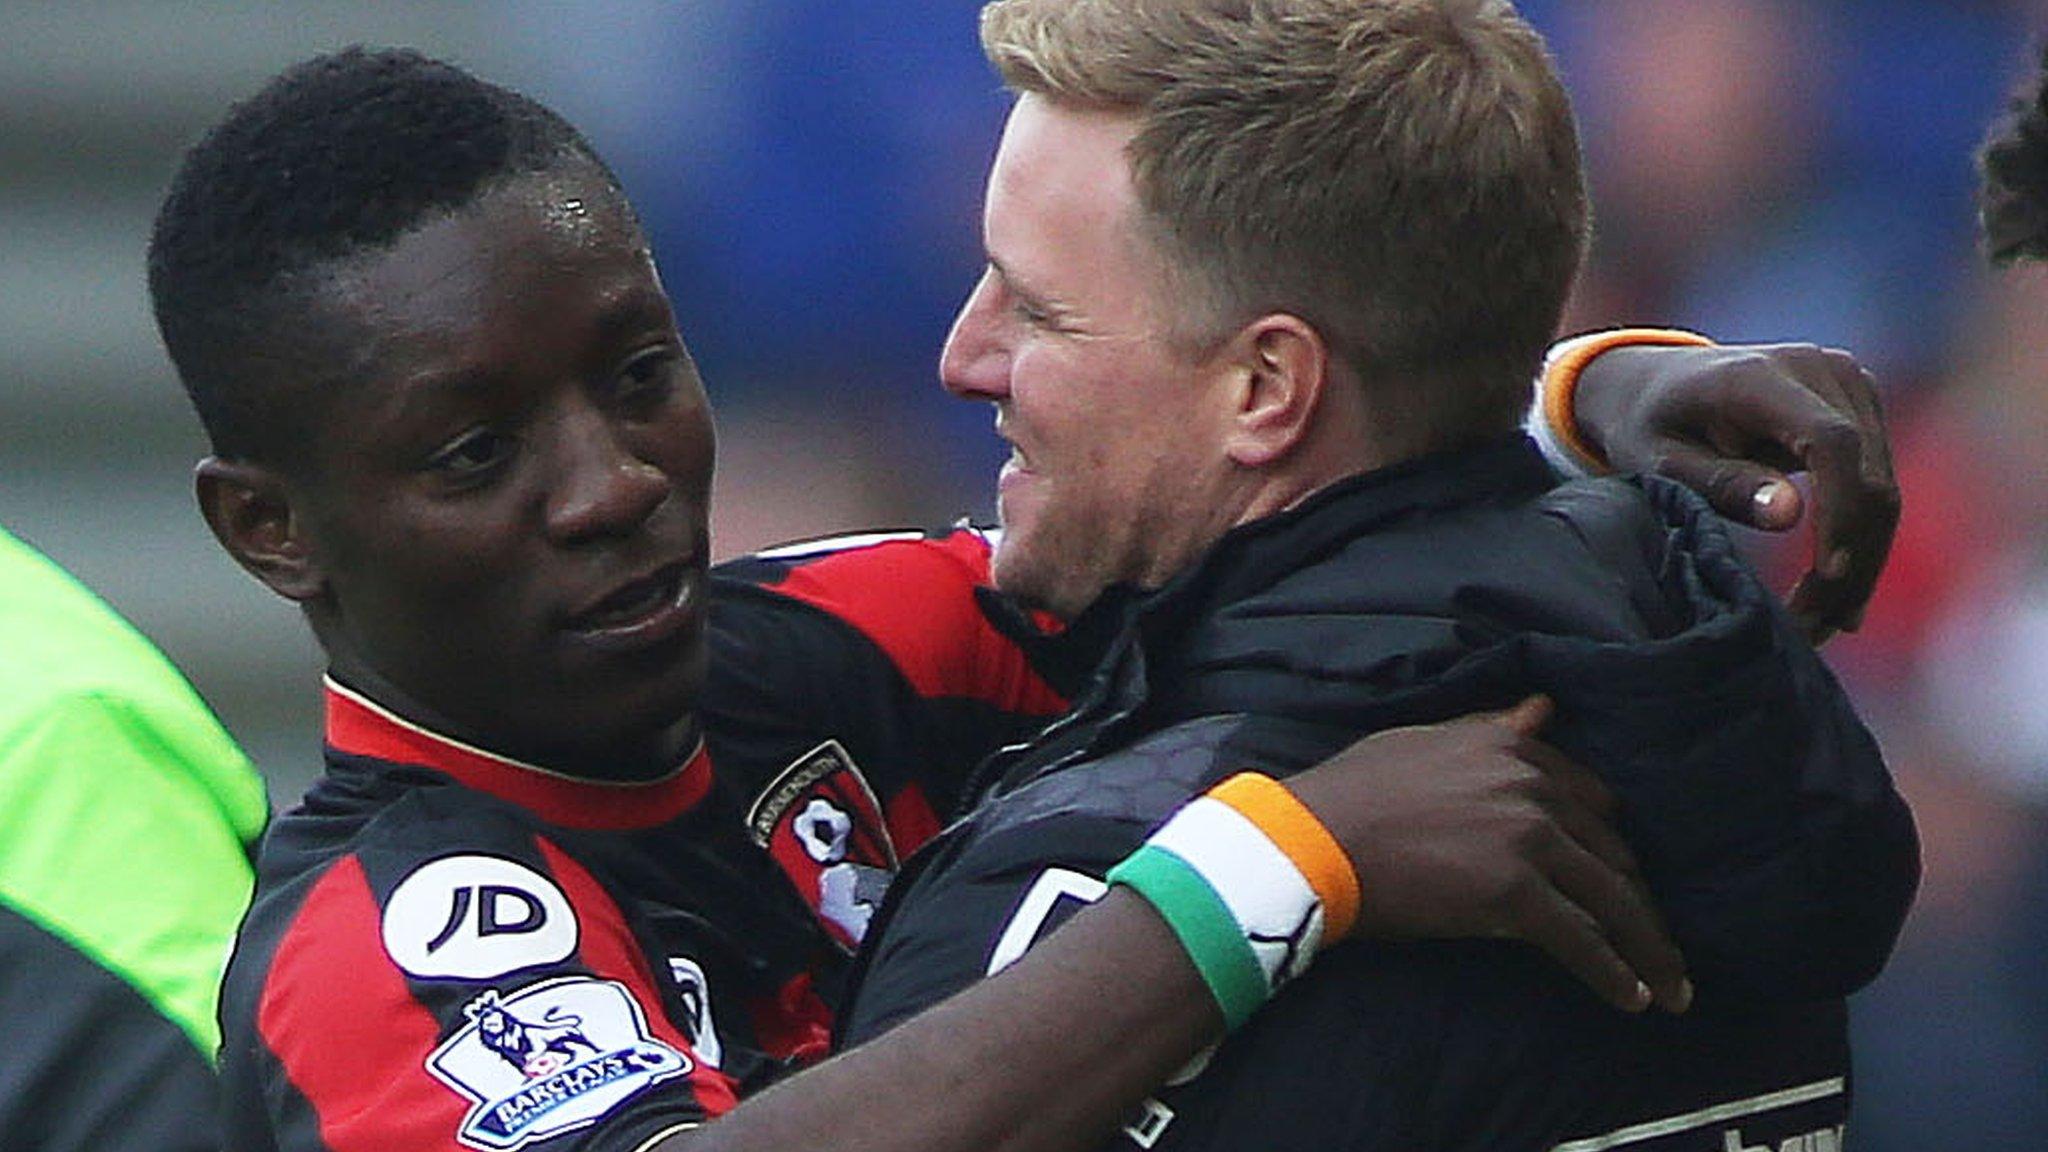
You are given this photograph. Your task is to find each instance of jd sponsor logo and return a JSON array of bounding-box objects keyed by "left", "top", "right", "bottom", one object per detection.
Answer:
[{"left": 383, "top": 855, "right": 577, "bottom": 980}]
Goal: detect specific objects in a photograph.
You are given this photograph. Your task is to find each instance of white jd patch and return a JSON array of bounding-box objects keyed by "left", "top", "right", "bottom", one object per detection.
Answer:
[
  {"left": 383, "top": 856, "right": 577, "bottom": 981},
  {"left": 428, "top": 977, "right": 692, "bottom": 1151}
]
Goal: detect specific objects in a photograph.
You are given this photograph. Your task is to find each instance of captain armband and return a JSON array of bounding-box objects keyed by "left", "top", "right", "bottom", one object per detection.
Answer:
[
  {"left": 1531, "top": 328, "right": 1716, "bottom": 477},
  {"left": 1105, "top": 772, "right": 1360, "bottom": 1032}
]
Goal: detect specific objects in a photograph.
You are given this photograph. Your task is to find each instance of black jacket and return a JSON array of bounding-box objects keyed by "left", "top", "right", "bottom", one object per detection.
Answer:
[{"left": 842, "top": 436, "right": 1918, "bottom": 1151}]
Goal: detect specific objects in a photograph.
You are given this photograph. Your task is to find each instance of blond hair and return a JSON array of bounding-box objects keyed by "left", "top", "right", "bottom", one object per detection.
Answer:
[{"left": 980, "top": 0, "right": 1588, "bottom": 449}]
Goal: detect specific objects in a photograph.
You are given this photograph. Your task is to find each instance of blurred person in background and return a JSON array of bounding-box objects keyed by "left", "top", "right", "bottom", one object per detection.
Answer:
[{"left": 0, "top": 523, "right": 267, "bottom": 1150}]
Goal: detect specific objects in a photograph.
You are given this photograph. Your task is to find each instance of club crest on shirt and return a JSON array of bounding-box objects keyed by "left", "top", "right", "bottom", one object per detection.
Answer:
[
  {"left": 428, "top": 977, "right": 691, "bottom": 1151},
  {"left": 746, "top": 740, "right": 897, "bottom": 950}
]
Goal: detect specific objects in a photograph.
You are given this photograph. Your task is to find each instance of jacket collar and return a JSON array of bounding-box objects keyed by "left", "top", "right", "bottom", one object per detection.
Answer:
[
  {"left": 1137, "top": 433, "right": 1556, "bottom": 629},
  {"left": 977, "top": 434, "right": 1558, "bottom": 800},
  {"left": 322, "top": 677, "right": 712, "bottom": 831}
]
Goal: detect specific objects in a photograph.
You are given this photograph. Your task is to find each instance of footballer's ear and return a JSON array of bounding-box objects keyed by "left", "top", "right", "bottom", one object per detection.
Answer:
[
  {"left": 195, "top": 457, "right": 326, "bottom": 602},
  {"left": 1220, "top": 312, "right": 1331, "bottom": 468}
]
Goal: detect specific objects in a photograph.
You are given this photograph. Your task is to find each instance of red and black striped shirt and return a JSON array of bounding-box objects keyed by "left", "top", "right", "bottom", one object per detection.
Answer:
[{"left": 219, "top": 528, "right": 1083, "bottom": 1152}]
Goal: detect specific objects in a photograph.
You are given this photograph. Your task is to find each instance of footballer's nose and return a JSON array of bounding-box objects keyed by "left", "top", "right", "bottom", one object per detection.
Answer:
[
  {"left": 939, "top": 268, "right": 1012, "bottom": 403},
  {"left": 545, "top": 407, "right": 669, "bottom": 545}
]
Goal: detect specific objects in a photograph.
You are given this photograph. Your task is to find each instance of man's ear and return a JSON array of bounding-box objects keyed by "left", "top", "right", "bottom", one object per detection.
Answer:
[
  {"left": 1220, "top": 313, "right": 1331, "bottom": 468},
  {"left": 194, "top": 457, "right": 327, "bottom": 602}
]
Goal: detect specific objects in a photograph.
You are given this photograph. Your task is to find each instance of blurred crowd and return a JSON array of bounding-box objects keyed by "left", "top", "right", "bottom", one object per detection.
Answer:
[{"left": 512, "top": 1, "right": 2048, "bottom": 1144}]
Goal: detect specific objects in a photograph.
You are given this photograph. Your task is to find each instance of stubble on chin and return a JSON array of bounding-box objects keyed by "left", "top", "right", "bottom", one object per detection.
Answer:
[{"left": 991, "top": 531, "right": 1104, "bottom": 622}]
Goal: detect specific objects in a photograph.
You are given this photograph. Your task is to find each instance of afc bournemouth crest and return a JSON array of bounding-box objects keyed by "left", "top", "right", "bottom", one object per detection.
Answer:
[
  {"left": 746, "top": 740, "right": 898, "bottom": 950},
  {"left": 427, "top": 978, "right": 691, "bottom": 1150}
]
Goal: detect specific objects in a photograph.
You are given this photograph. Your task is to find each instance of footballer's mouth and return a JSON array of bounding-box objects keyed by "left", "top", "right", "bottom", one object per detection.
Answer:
[
  {"left": 998, "top": 441, "right": 1037, "bottom": 496},
  {"left": 995, "top": 418, "right": 1034, "bottom": 487},
  {"left": 563, "top": 561, "right": 702, "bottom": 651}
]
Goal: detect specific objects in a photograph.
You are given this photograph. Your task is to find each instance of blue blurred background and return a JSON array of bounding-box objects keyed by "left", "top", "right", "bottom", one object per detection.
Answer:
[{"left": 0, "top": 1, "right": 2040, "bottom": 1144}]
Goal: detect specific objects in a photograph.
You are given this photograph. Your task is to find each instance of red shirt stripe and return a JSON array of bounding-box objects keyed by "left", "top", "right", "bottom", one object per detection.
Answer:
[
  {"left": 762, "top": 534, "right": 1068, "bottom": 717},
  {"left": 885, "top": 784, "right": 944, "bottom": 858},
  {"left": 259, "top": 856, "right": 470, "bottom": 1152},
  {"left": 536, "top": 838, "right": 742, "bottom": 1118}
]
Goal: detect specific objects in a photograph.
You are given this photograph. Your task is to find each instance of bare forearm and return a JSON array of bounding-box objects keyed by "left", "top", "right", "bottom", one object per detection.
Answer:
[
  {"left": 660, "top": 700, "right": 1696, "bottom": 1151},
  {"left": 663, "top": 889, "right": 1218, "bottom": 1152}
]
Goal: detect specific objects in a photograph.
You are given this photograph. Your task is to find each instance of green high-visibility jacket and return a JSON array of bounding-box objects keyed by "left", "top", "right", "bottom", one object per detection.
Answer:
[{"left": 0, "top": 524, "right": 268, "bottom": 1150}]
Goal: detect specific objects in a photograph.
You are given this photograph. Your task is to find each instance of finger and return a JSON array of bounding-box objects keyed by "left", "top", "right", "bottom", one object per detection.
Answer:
[
  {"left": 1650, "top": 356, "right": 1855, "bottom": 528},
  {"left": 1811, "top": 348, "right": 1897, "bottom": 485},
  {"left": 1544, "top": 790, "right": 1639, "bottom": 877},
  {"left": 1750, "top": 478, "right": 1805, "bottom": 533},
  {"left": 1510, "top": 887, "right": 1654, "bottom": 1013},
  {"left": 1646, "top": 441, "right": 1798, "bottom": 532},
  {"left": 1486, "top": 694, "right": 1554, "bottom": 738},
  {"left": 1787, "top": 559, "right": 1882, "bottom": 641},
  {"left": 1512, "top": 737, "right": 1619, "bottom": 822},
  {"left": 1630, "top": 344, "right": 1897, "bottom": 637},
  {"left": 1787, "top": 418, "right": 1869, "bottom": 578},
  {"left": 1786, "top": 572, "right": 1841, "bottom": 645},
  {"left": 1786, "top": 414, "right": 1899, "bottom": 637},
  {"left": 1545, "top": 840, "right": 1691, "bottom": 1013},
  {"left": 1762, "top": 351, "right": 1898, "bottom": 635}
]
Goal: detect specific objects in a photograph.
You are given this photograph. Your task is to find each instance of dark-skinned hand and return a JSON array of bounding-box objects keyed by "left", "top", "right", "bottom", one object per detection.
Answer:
[
  {"left": 1572, "top": 342, "right": 1900, "bottom": 643},
  {"left": 1283, "top": 696, "right": 1691, "bottom": 1015}
]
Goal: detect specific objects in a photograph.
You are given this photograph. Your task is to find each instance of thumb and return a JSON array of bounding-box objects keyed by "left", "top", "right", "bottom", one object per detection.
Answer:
[
  {"left": 1746, "top": 478, "right": 1805, "bottom": 533},
  {"left": 1490, "top": 694, "right": 1554, "bottom": 736}
]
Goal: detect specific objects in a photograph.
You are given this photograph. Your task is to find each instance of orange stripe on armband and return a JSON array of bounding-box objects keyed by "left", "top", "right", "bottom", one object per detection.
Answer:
[
  {"left": 1540, "top": 328, "right": 1715, "bottom": 470},
  {"left": 1208, "top": 773, "right": 1361, "bottom": 941}
]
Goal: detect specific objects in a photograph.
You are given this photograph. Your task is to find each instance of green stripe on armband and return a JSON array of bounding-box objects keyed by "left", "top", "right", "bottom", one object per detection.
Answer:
[{"left": 1106, "top": 844, "right": 1268, "bottom": 1031}]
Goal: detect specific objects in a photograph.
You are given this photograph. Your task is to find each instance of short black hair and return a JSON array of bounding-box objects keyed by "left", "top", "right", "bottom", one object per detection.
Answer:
[
  {"left": 147, "top": 46, "right": 627, "bottom": 461},
  {"left": 1981, "top": 43, "right": 2048, "bottom": 267}
]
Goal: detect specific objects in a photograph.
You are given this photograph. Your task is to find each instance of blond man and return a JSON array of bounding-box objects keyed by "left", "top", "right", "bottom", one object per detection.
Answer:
[{"left": 839, "top": 4, "right": 1913, "bottom": 1148}]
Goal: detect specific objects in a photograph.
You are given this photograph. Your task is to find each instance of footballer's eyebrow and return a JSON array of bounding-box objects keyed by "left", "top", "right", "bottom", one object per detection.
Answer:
[
  {"left": 588, "top": 280, "right": 680, "bottom": 340},
  {"left": 987, "top": 257, "right": 1067, "bottom": 319},
  {"left": 381, "top": 284, "right": 682, "bottom": 413},
  {"left": 987, "top": 256, "right": 1026, "bottom": 294},
  {"left": 377, "top": 361, "right": 506, "bottom": 426}
]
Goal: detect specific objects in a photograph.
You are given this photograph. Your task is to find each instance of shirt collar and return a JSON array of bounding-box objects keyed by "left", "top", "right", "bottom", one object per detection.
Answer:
[{"left": 322, "top": 676, "right": 711, "bottom": 830}]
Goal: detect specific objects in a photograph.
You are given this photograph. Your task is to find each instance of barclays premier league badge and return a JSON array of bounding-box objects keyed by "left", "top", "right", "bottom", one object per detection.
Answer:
[{"left": 428, "top": 977, "right": 691, "bottom": 1150}]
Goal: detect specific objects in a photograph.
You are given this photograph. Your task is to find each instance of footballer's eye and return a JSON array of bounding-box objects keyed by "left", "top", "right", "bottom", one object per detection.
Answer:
[
  {"left": 615, "top": 348, "right": 682, "bottom": 411},
  {"left": 1007, "top": 288, "right": 1068, "bottom": 331},
  {"left": 428, "top": 427, "right": 514, "bottom": 480}
]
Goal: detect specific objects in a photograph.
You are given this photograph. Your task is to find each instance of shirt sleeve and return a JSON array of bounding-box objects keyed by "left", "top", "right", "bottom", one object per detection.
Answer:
[
  {"left": 707, "top": 527, "right": 1084, "bottom": 845},
  {"left": 237, "top": 810, "right": 737, "bottom": 1152}
]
